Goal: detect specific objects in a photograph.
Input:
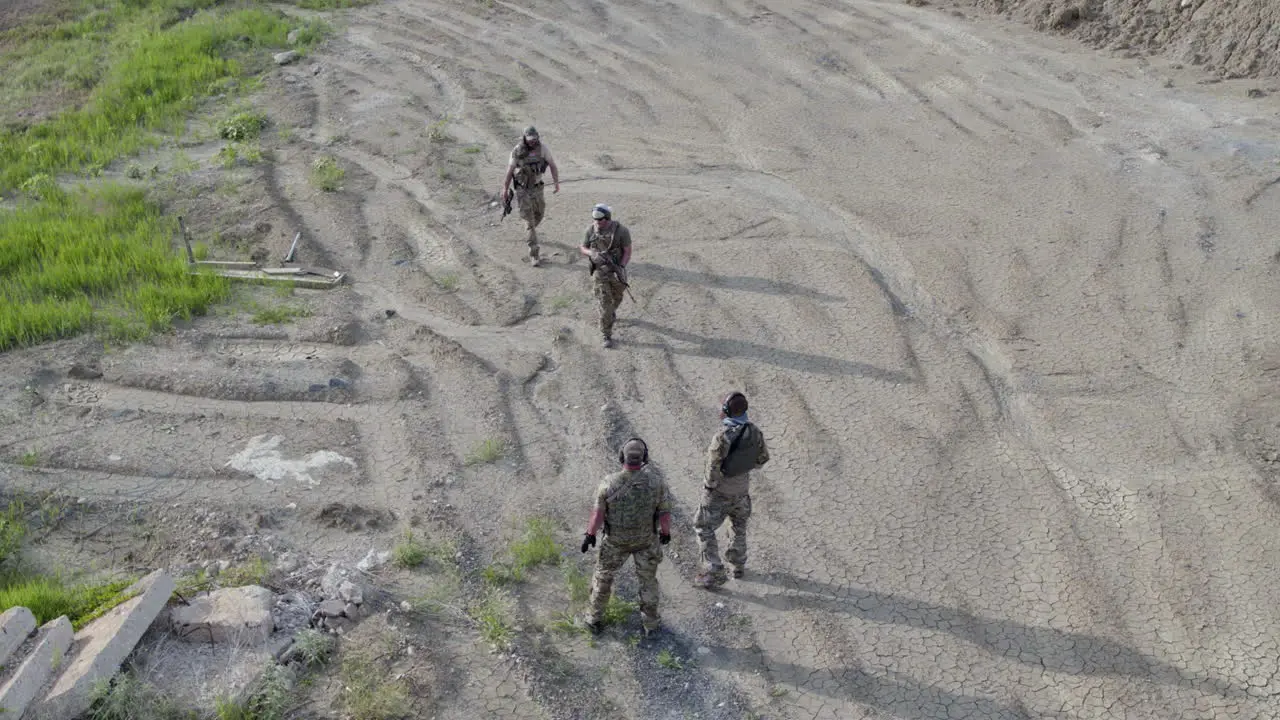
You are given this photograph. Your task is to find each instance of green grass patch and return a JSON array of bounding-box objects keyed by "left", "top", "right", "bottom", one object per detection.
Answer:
[
  {"left": 0, "top": 575, "right": 135, "bottom": 628},
  {"left": 602, "top": 596, "right": 637, "bottom": 627},
  {"left": 250, "top": 303, "right": 310, "bottom": 325},
  {"left": 339, "top": 648, "right": 412, "bottom": 720},
  {"left": 0, "top": 4, "right": 306, "bottom": 191},
  {"left": 434, "top": 272, "right": 460, "bottom": 292},
  {"left": 464, "top": 437, "right": 505, "bottom": 466},
  {"left": 220, "top": 555, "right": 270, "bottom": 587},
  {"left": 656, "top": 649, "right": 684, "bottom": 670},
  {"left": 482, "top": 516, "right": 560, "bottom": 586},
  {"left": 0, "top": 185, "right": 230, "bottom": 350},
  {"left": 218, "top": 110, "right": 268, "bottom": 141},
  {"left": 469, "top": 585, "right": 514, "bottom": 650},
  {"left": 392, "top": 531, "right": 427, "bottom": 569},
  {"left": 287, "top": 0, "right": 376, "bottom": 9},
  {"left": 310, "top": 154, "right": 344, "bottom": 191},
  {"left": 562, "top": 562, "right": 590, "bottom": 605}
]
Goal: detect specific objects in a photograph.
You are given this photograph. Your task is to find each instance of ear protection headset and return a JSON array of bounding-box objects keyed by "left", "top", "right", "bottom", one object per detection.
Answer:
[
  {"left": 618, "top": 437, "right": 649, "bottom": 465},
  {"left": 722, "top": 392, "right": 748, "bottom": 416}
]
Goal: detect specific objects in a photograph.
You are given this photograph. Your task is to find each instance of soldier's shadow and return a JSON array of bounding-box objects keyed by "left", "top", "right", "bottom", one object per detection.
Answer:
[
  {"left": 696, "top": 643, "right": 1050, "bottom": 720},
  {"left": 725, "top": 571, "right": 1240, "bottom": 698}
]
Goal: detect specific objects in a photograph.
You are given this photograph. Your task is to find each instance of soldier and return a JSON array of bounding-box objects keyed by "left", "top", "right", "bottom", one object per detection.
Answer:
[
  {"left": 693, "top": 392, "right": 770, "bottom": 589},
  {"left": 500, "top": 126, "right": 560, "bottom": 267},
  {"left": 578, "top": 203, "right": 632, "bottom": 348},
  {"left": 579, "top": 437, "right": 672, "bottom": 636}
]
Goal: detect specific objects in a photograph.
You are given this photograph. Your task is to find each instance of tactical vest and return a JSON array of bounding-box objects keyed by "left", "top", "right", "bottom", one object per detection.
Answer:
[
  {"left": 603, "top": 470, "right": 661, "bottom": 545},
  {"left": 512, "top": 143, "right": 548, "bottom": 190},
  {"left": 720, "top": 424, "right": 762, "bottom": 478},
  {"left": 587, "top": 226, "right": 624, "bottom": 266}
]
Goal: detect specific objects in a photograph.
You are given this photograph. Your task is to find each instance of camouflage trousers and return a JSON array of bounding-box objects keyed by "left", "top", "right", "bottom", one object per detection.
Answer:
[
  {"left": 695, "top": 491, "right": 752, "bottom": 572},
  {"left": 593, "top": 276, "right": 627, "bottom": 339},
  {"left": 588, "top": 536, "right": 663, "bottom": 630},
  {"left": 516, "top": 185, "right": 545, "bottom": 258}
]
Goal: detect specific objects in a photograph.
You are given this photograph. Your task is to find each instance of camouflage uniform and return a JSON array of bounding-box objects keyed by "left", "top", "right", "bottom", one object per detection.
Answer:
[
  {"left": 587, "top": 467, "right": 671, "bottom": 631},
  {"left": 509, "top": 140, "right": 553, "bottom": 262},
  {"left": 582, "top": 221, "right": 632, "bottom": 342},
  {"left": 696, "top": 422, "right": 770, "bottom": 581}
]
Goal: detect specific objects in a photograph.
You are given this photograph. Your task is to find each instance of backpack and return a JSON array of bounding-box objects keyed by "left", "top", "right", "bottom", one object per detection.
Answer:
[{"left": 719, "top": 424, "right": 759, "bottom": 477}]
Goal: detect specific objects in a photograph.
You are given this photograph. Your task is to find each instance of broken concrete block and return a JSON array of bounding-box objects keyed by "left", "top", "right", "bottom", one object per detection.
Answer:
[
  {"left": 170, "top": 586, "right": 275, "bottom": 645},
  {"left": 0, "top": 607, "right": 36, "bottom": 669},
  {"left": 29, "top": 570, "right": 174, "bottom": 720},
  {"left": 0, "top": 616, "right": 73, "bottom": 719},
  {"left": 338, "top": 580, "right": 363, "bottom": 605},
  {"left": 315, "top": 599, "right": 346, "bottom": 619}
]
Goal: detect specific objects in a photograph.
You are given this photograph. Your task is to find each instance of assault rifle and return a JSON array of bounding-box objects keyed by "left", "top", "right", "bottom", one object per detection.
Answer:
[
  {"left": 500, "top": 189, "right": 513, "bottom": 221},
  {"left": 591, "top": 250, "right": 636, "bottom": 303}
]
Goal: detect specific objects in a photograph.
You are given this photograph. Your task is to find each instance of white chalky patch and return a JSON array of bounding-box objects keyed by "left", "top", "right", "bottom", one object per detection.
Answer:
[{"left": 226, "top": 435, "right": 356, "bottom": 487}]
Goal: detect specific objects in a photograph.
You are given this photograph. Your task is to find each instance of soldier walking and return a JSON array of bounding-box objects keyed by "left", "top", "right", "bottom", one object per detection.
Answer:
[
  {"left": 694, "top": 392, "right": 770, "bottom": 589},
  {"left": 578, "top": 203, "right": 632, "bottom": 348},
  {"left": 500, "top": 126, "right": 560, "bottom": 266},
  {"left": 579, "top": 437, "right": 672, "bottom": 636}
]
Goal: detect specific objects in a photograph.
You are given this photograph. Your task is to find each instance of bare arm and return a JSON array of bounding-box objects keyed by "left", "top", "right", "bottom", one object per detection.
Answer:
[
  {"left": 501, "top": 162, "right": 515, "bottom": 197},
  {"left": 545, "top": 149, "right": 560, "bottom": 192}
]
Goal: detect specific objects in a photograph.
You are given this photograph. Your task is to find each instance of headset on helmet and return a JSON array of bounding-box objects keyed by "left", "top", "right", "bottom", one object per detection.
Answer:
[
  {"left": 618, "top": 437, "right": 649, "bottom": 465},
  {"left": 721, "top": 392, "right": 748, "bottom": 417},
  {"left": 591, "top": 203, "right": 612, "bottom": 221}
]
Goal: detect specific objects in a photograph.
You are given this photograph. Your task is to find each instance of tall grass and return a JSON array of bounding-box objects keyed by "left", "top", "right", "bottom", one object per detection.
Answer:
[
  {"left": 0, "top": 4, "right": 296, "bottom": 190},
  {"left": 0, "top": 184, "right": 229, "bottom": 350}
]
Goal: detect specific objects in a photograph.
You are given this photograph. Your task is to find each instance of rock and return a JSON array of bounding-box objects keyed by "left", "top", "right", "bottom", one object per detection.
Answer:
[
  {"left": 170, "top": 586, "right": 275, "bottom": 645},
  {"left": 274, "top": 51, "right": 300, "bottom": 66},
  {"left": 384, "top": 309, "right": 397, "bottom": 318},
  {"left": 287, "top": 29, "right": 301, "bottom": 45},
  {"left": 344, "top": 603, "right": 359, "bottom": 619},
  {"left": 68, "top": 363, "right": 102, "bottom": 380},
  {"left": 316, "top": 599, "right": 346, "bottom": 618},
  {"left": 319, "top": 564, "right": 346, "bottom": 597},
  {"left": 356, "top": 549, "right": 390, "bottom": 571},
  {"left": 1247, "top": 88, "right": 1266, "bottom": 98},
  {"left": 338, "top": 580, "right": 363, "bottom": 605}
]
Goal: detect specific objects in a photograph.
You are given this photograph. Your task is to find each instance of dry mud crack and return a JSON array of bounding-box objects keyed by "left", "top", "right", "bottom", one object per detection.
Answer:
[{"left": 4, "top": 0, "right": 1280, "bottom": 718}]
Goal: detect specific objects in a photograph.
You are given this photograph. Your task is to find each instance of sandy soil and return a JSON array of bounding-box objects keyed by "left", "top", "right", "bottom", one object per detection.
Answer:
[{"left": 4, "top": 0, "right": 1280, "bottom": 718}]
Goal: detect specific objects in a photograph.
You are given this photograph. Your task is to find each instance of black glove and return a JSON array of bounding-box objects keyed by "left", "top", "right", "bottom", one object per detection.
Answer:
[
  {"left": 581, "top": 534, "right": 597, "bottom": 553},
  {"left": 660, "top": 533, "right": 671, "bottom": 545}
]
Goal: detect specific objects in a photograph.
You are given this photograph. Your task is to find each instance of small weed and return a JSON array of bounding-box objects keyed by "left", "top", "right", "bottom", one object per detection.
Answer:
[
  {"left": 289, "top": 0, "right": 375, "bottom": 8},
  {"left": 509, "top": 517, "right": 559, "bottom": 570},
  {"left": 770, "top": 685, "right": 789, "bottom": 698},
  {"left": 277, "top": 126, "right": 296, "bottom": 143},
  {"left": 657, "top": 649, "right": 683, "bottom": 670},
  {"left": 470, "top": 586, "right": 514, "bottom": 650},
  {"left": 549, "top": 612, "right": 587, "bottom": 635},
  {"left": 627, "top": 634, "right": 641, "bottom": 648},
  {"left": 500, "top": 80, "right": 527, "bottom": 104},
  {"left": 174, "top": 568, "right": 213, "bottom": 597},
  {"left": 19, "top": 450, "right": 39, "bottom": 468},
  {"left": 220, "top": 555, "right": 270, "bottom": 587},
  {"left": 216, "top": 145, "right": 238, "bottom": 169},
  {"left": 88, "top": 672, "right": 194, "bottom": 720},
  {"left": 310, "top": 155, "right": 344, "bottom": 191},
  {"left": 562, "top": 563, "right": 590, "bottom": 605},
  {"left": 216, "top": 663, "right": 293, "bottom": 720},
  {"left": 427, "top": 117, "right": 453, "bottom": 143},
  {"left": 125, "top": 163, "right": 145, "bottom": 180},
  {"left": 462, "top": 145, "right": 484, "bottom": 154},
  {"left": 434, "top": 273, "right": 460, "bottom": 292},
  {"left": 547, "top": 294, "right": 574, "bottom": 311},
  {"left": 250, "top": 304, "right": 311, "bottom": 325},
  {"left": 293, "top": 628, "right": 337, "bottom": 668},
  {"left": 339, "top": 649, "right": 411, "bottom": 720},
  {"left": 171, "top": 152, "right": 199, "bottom": 175},
  {"left": 392, "top": 531, "right": 427, "bottom": 569},
  {"left": 409, "top": 572, "right": 465, "bottom": 619},
  {"left": 465, "top": 437, "right": 506, "bottom": 466},
  {"left": 193, "top": 243, "right": 210, "bottom": 261},
  {"left": 218, "top": 111, "right": 268, "bottom": 141},
  {"left": 602, "top": 596, "right": 637, "bottom": 627}
]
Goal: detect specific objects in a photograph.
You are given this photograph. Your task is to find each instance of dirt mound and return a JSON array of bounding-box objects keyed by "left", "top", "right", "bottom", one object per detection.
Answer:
[{"left": 963, "top": 0, "right": 1280, "bottom": 77}]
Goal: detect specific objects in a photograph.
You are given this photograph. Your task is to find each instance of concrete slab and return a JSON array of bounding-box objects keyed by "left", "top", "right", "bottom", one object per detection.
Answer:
[
  {"left": 0, "top": 607, "right": 36, "bottom": 670},
  {"left": 28, "top": 570, "right": 174, "bottom": 720},
  {"left": 0, "top": 616, "right": 72, "bottom": 719},
  {"left": 170, "top": 585, "right": 274, "bottom": 645}
]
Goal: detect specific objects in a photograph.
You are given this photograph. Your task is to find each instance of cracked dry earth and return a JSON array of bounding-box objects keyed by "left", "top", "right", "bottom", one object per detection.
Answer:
[{"left": 5, "top": 0, "right": 1280, "bottom": 718}]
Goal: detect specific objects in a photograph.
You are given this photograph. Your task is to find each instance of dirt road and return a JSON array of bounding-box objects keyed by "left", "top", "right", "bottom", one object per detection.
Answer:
[{"left": 5, "top": 0, "right": 1280, "bottom": 717}]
